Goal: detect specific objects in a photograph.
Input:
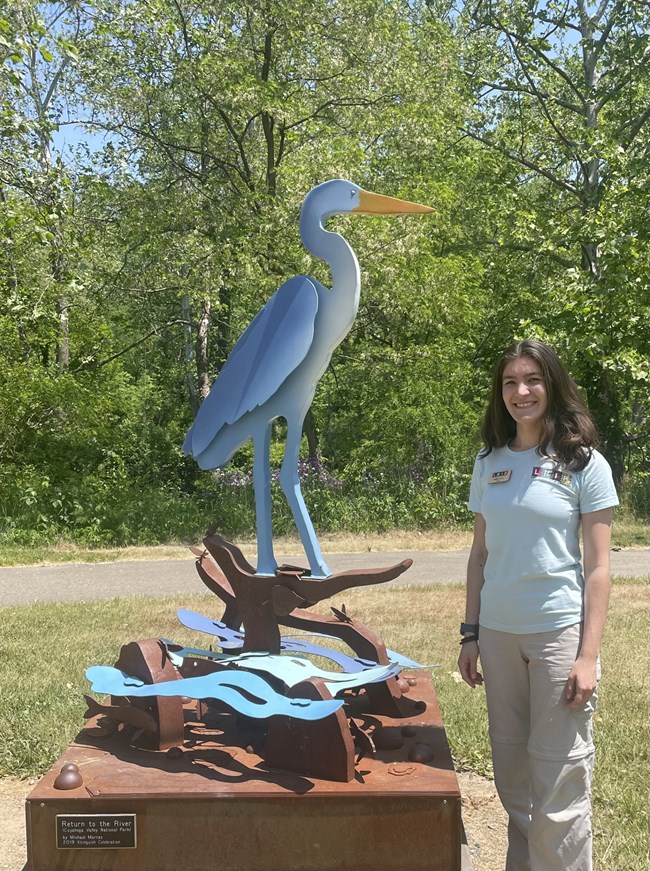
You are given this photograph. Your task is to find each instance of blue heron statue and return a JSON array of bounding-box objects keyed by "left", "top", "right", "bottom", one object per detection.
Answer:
[{"left": 183, "top": 179, "right": 433, "bottom": 578}]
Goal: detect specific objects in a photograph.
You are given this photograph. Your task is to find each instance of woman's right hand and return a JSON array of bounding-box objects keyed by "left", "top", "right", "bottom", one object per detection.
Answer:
[
  {"left": 458, "top": 640, "right": 483, "bottom": 688},
  {"left": 461, "top": 514, "right": 486, "bottom": 689}
]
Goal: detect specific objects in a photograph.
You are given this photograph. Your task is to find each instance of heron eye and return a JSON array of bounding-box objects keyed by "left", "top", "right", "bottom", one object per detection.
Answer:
[{"left": 350, "top": 189, "right": 357, "bottom": 198}]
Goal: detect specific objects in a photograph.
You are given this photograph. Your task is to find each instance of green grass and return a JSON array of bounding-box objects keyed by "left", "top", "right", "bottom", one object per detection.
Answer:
[
  {"left": 609, "top": 513, "right": 649, "bottom": 548},
  {"left": 0, "top": 515, "right": 645, "bottom": 566},
  {"left": 0, "top": 544, "right": 194, "bottom": 567},
  {"left": 0, "top": 582, "right": 647, "bottom": 869},
  {"left": 612, "top": 575, "right": 648, "bottom": 586}
]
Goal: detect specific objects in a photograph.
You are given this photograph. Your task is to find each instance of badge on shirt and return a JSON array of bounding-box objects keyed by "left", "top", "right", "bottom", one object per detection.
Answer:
[
  {"left": 532, "top": 466, "right": 573, "bottom": 486},
  {"left": 488, "top": 469, "right": 512, "bottom": 484}
]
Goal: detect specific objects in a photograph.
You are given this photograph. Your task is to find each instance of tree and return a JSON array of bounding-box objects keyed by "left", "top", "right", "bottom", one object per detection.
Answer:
[
  {"left": 454, "top": 0, "right": 650, "bottom": 484},
  {"left": 77, "top": 0, "right": 464, "bottom": 457},
  {"left": 0, "top": 1, "right": 92, "bottom": 369}
]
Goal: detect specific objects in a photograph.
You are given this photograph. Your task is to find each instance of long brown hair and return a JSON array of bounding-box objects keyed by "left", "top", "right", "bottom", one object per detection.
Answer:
[{"left": 480, "top": 340, "right": 598, "bottom": 470}]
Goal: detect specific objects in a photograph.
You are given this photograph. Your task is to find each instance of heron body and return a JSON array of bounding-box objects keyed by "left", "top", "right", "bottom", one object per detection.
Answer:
[{"left": 183, "top": 180, "right": 432, "bottom": 578}]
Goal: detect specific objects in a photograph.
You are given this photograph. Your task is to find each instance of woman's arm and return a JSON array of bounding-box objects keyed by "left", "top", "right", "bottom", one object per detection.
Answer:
[
  {"left": 565, "top": 507, "right": 613, "bottom": 709},
  {"left": 458, "top": 513, "right": 487, "bottom": 689}
]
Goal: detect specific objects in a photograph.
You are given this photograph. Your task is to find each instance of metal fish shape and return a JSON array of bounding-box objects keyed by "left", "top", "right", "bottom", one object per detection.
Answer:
[
  {"left": 177, "top": 608, "right": 245, "bottom": 649},
  {"left": 164, "top": 647, "right": 400, "bottom": 692},
  {"left": 86, "top": 666, "right": 344, "bottom": 721},
  {"left": 177, "top": 608, "right": 435, "bottom": 670}
]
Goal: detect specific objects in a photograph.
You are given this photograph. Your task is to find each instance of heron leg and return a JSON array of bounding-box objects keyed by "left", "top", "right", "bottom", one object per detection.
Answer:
[
  {"left": 279, "top": 421, "right": 332, "bottom": 578},
  {"left": 253, "top": 423, "right": 277, "bottom": 576}
]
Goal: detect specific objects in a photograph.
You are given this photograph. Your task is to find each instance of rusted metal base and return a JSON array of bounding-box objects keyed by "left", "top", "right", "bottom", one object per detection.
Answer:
[{"left": 26, "top": 672, "right": 463, "bottom": 871}]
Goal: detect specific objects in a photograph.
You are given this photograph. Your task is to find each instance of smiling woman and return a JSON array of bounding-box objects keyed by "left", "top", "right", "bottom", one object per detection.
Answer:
[
  {"left": 501, "top": 357, "right": 548, "bottom": 444},
  {"left": 459, "top": 338, "right": 619, "bottom": 871},
  {"left": 480, "top": 339, "right": 600, "bottom": 468}
]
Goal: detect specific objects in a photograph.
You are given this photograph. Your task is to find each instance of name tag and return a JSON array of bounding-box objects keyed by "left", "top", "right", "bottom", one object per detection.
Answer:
[
  {"left": 488, "top": 470, "right": 512, "bottom": 484},
  {"left": 532, "top": 466, "right": 573, "bottom": 486}
]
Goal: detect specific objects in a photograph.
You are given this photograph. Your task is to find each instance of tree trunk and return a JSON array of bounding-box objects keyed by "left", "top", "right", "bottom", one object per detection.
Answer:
[
  {"left": 56, "top": 295, "right": 70, "bottom": 370},
  {"left": 196, "top": 297, "right": 212, "bottom": 402},
  {"left": 302, "top": 409, "right": 320, "bottom": 459},
  {"left": 579, "top": 16, "right": 602, "bottom": 280},
  {"left": 181, "top": 296, "right": 200, "bottom": 417},
  {"left": 585, "top": 364, "right": 625, "bottom": 489},
  {"left": 0, "top": 186, "right": 29, "bottom": 361}
]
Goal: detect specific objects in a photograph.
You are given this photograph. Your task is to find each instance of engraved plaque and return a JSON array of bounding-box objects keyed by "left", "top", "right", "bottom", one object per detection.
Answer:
[{"left": 56, "top": 814, "right": 137, "bottom": 849}]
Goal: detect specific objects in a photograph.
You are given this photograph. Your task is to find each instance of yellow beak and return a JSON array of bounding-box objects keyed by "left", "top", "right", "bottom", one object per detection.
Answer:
[{"left": 354, "top": 189, "right": 434, "bottom": 215}]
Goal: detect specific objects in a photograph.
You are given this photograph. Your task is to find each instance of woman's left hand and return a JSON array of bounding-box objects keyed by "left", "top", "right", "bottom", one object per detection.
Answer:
[{"left": 565, "top": 657, "right": 598, "bottom": 709}]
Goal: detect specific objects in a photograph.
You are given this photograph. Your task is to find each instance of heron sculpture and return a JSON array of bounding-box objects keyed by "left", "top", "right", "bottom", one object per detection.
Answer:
[{"left": 183, "top": 179, "right": 433, "bottom": 578}]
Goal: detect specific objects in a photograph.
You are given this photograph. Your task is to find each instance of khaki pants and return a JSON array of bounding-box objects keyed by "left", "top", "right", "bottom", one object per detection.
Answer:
[{"left": 478, "top": 624, "right": 597, "bottom": 871}]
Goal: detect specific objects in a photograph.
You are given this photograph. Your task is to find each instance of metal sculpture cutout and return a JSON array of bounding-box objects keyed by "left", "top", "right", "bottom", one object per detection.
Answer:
[
  {"left": 86, "top": 665, "right": 346, "bottom": 721},
  {"left": 183, "top": 179, "right": 433, "bottom": 577},
  {"left": 82, "top": 181, "right": 437, "bottom": 785},
  {"left": 27, "top": 182, "right": 466, "bottom": 871}
]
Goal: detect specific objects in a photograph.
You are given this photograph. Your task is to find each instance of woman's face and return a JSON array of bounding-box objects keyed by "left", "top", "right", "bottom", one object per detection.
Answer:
[{"left": 501, "top": 356, "right": 548, "bottom": 430}]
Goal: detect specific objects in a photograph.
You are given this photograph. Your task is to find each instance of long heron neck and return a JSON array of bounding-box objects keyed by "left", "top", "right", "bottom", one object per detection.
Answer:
[{"left": 300, "top": 208, "right": 361, "bottom": 321}]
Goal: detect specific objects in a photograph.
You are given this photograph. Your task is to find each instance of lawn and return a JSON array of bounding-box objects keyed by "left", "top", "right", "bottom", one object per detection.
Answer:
[
  {"left": 0, "top": 514, "right": 646, "bottom": 567},
  {"left": 1, "top": 580, "right": 647, "bottom": 870}
]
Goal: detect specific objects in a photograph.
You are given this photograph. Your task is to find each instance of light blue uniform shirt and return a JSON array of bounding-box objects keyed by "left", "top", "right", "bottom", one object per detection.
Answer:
[{"left": 468, "top": 446, "right": 619, "bottom": 634}]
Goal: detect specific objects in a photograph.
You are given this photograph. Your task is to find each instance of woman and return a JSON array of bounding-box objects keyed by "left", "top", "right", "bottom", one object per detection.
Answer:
[{"left": 459, "top": 339, "right": 618, "bottom": 871}]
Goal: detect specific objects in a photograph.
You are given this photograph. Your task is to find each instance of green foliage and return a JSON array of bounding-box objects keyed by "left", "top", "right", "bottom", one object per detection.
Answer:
[
  {"left": 0, "top": 1, "right": 647, "bottom": 548},
  {"left": 452, "top": 0, "right": 650, "bottom": 483}
]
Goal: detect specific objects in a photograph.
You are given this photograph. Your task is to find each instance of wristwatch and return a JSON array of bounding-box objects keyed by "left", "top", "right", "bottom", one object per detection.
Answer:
[{"left": 460, "top": 623, "right": 479, "bottom": 636}]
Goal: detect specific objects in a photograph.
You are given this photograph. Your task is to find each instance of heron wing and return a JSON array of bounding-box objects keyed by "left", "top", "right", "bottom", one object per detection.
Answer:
[{"left": 186, "top": 275, "right": 318, "bottom": 456}]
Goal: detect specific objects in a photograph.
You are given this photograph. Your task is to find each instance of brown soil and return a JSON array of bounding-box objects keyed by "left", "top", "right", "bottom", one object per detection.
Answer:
[
  {"left": 0, "top": 777, "right": 33, "bottom": 871},
  {"left": 458, "top": 770, "right": 509, "bottom": 869},
  {"left": 0, "top": 771, "right": 507, "bottom": 871}
]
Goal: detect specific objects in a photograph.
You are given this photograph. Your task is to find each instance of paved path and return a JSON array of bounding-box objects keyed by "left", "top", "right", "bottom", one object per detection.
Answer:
[{"left": 0, "top": 549, "right": 646, "bottom": 606}]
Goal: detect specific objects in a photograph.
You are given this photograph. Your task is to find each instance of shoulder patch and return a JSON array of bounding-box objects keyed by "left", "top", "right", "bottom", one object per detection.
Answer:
[{"left": 532, "top": 466, "right": 573, "bottom": 486}]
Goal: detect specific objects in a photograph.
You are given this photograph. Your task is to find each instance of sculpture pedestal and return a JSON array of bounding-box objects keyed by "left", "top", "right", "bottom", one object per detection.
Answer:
[{"left": 26, "top": 672, "right": 467, "bottom": 871}]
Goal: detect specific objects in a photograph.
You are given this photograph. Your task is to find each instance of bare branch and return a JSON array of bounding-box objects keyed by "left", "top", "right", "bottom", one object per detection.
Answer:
[
  {"left": 460, "top": 128, "right": 580, "bottom": 197},
  {"left": 592, "top": 0, "right": 614, "bottom": 28},
  {"left": 624, "top": 103, "right": 650, "bottom": 147},
  {"left": 622, "top": 430, "right": 650, "bottom": 446},
  {"left": 73, "top": 318, "right": 192, "bottom": 372},
  {"left": 283, "top": 93, "right": 398, "bottom": 132},
  {"left": 170, "top": 0, "right": 191, "bottom": 56},
  {"left": 525, "top": 45, "right": 585, "bottom": 102},
  {"left": 42, "top": 58, "right": 70, "bottom": 113},
  {"left": 492, "top": 16, "right": 586, "bottom": 104},
  {"left": 43, "top": 4, "right": 83, "bottom": 109},
  {"left": 472, "top": 74, "right": 583, "bottom": 113},
  {"left": 537, "top": 5, "right": 582, "bottom": 35},
  {"left": 441, "top": 234, "right": 576, "bottom": 268},
  {"left": 594, "top": 3, "right": 622, "bottom": 50},
  {"left": 502, "top": 28, "right": 586, "bottom": 172}
]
